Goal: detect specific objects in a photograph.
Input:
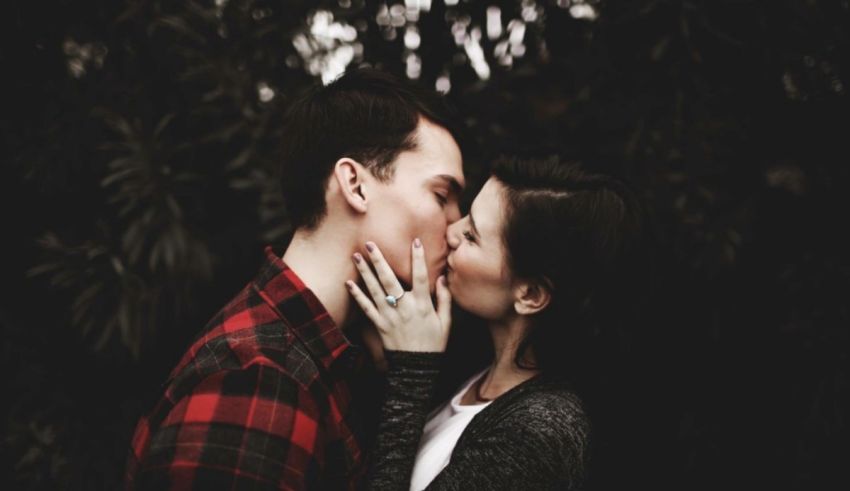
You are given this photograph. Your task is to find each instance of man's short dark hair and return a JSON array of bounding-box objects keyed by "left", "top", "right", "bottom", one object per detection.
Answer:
[{"left": 278, "top": 68, "right": 462, "bottom": 230}]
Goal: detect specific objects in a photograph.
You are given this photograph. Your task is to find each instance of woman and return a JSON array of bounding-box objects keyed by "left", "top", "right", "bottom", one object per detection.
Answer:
[{"left": 346, "top": 156, "right": 649, "bottom": 490}]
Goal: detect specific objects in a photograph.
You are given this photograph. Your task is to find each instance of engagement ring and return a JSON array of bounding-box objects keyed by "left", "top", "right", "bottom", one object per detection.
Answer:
[{"left": 385, "top": 291, "right": 406, "bottom": 308}]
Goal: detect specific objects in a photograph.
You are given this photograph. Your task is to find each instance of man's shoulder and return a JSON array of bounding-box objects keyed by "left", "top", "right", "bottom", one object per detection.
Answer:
[{"left": 164, "top": 282, "right": 323, "bottom": 402}]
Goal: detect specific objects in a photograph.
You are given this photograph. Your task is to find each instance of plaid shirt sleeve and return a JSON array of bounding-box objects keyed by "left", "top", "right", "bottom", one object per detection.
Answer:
[{"left": 134, "top": 364, "right": 324, "bottom": 490}]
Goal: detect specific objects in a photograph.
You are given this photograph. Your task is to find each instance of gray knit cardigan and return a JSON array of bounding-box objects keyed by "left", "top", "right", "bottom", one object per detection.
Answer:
[{"left": 367, "top": 351, "right": 590, "bottom": 490}]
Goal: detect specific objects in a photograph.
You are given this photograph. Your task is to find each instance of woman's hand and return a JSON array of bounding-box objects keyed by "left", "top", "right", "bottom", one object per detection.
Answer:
[{"left": 346, "top": 238, "right": 452, "bottom": 352}]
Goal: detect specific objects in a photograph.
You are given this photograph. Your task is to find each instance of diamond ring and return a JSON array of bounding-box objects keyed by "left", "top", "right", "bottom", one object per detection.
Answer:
[{"left": 385, "top": 291, "right": 406, "bottom": 308}]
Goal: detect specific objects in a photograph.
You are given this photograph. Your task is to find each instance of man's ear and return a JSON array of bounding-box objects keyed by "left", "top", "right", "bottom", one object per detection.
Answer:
[
  {"left": 513, "top": 277, "right": 552, "bottom": 316},
  {"left": 332, "top": 158, "right": 369, "bottom": 214}
]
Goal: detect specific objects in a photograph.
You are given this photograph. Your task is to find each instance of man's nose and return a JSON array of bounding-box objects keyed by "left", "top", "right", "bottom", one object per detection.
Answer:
[
  {"left": 447, "top": 203, "right": 462, "bottom": 224},
  {"left": 446, "top": 221, "right": 460, "bottom": 250}
]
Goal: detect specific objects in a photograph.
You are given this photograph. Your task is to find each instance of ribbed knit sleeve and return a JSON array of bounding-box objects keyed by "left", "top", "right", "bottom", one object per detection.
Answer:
[{"left": 367, "top": 350, "right": 443, "bottom": 490}]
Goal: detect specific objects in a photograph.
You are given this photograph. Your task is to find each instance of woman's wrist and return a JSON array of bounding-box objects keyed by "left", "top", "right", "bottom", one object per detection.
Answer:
[
  {"left": 383, "top": 350, "right": 444, "bottom": 370},
  {"left": 382, "top": 351, "right": 443, "bottom": 406}
]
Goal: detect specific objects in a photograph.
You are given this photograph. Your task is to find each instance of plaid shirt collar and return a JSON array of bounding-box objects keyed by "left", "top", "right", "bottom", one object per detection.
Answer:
[{"left": 253, "top": 245, "right": 356, "bottom": 374}]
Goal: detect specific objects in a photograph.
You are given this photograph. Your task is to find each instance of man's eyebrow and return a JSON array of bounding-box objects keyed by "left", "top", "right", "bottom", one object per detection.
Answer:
[{"left": 433, "top": 174, "right": 464, "bottom": 195}]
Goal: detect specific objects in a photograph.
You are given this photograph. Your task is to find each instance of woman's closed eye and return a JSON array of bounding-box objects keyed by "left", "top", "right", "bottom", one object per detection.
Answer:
[{"left": 434, "top": 193, "right": 448, "bottom": 206}]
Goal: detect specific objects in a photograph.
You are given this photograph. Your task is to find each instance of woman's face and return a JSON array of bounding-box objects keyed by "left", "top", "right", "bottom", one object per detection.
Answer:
[{"left": 445, "top": 177, "right": 517, "bottom": 320}]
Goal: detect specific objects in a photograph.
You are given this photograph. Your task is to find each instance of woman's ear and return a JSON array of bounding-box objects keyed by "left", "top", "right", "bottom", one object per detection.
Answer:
[
  {"left": 513, "top": 277, "right": 552, "bottom": 316},
  {"left": 332, "top": 158, "right": 369, "bottom": 214}
]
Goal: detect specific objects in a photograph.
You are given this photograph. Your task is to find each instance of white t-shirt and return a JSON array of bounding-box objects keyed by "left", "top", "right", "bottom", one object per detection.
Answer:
[{"left": 409, "top": 369, "right": 492, "bottom": 491}]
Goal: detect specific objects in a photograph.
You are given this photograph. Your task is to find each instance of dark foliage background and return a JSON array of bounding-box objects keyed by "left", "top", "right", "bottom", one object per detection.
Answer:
[{"left": 2, "top": 0, "right": 848, "bottom": 489}]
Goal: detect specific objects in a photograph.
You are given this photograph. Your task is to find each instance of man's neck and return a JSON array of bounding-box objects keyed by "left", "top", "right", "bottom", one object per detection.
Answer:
[{"left": 281, "top": 227, "right": 358, "bottom": 330}]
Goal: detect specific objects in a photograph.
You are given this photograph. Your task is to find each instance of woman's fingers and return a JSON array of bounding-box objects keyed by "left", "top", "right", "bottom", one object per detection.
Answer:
[
  {"left": 353, "top": 252, "right": 387, "bottom": 308},
  {"left": 349, "top": 241, "right": 451, "bottom": 353},
  {"left": 410, "top": 238, "right": 430, "bottom": 297},
  {"left": 365, "top": 242, "right": 404, "bottom": 296},
  {"left": 345, "top": 280, "right": 388, "bottom": 331},
  {"left": 435, "top": 275, "right": 452, "bottom": 330}
]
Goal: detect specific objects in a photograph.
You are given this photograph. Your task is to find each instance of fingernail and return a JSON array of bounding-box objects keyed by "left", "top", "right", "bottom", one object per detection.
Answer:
[
  {"left": 345, "top": 280, "right": 354, "bottom": 289},
  {"left": 353, "top": 253, "right": 362, "bottom": 264},
  {"left": 438, "top": 275, "right": 446, "bottom": 285},
  {"left": 365, "top": 242, "right": 374, "bottom": 252},
  {"left": 413, "top": 238, "right": 422, "bottom": 248}
]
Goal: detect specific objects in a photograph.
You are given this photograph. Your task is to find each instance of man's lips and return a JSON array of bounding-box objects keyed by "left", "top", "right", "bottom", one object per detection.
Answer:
[{"left": 443, "top": 256, "right": 453, "bottom": 274}]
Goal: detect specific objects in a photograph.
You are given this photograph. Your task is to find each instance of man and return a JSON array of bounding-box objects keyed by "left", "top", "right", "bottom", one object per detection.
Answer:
[{"left": 125, "top": 68, "right": 465, "bottom": 490}]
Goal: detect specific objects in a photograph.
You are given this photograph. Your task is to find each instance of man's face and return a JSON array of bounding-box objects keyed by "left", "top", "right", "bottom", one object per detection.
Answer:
[{"left": 364, "top": 118, "right": 465, "bottom": 290}]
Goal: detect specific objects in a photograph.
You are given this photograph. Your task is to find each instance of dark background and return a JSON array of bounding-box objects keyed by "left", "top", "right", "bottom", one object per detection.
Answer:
[{"left": 2, "top": 0, "right": 848, "bottom": 489}]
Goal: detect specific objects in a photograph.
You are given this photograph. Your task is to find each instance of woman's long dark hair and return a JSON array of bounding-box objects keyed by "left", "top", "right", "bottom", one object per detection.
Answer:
[{"left": 490, "top": 155, "right": 653, "bottom": 385}]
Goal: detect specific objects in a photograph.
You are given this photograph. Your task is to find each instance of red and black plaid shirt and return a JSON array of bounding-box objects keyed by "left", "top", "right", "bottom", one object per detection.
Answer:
[{"left": 126, "top": 247, "right": 366, "bottom": 490}]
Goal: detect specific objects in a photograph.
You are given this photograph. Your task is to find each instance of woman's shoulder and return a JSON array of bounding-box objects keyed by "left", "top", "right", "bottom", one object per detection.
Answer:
[
  {"left": 479, "top": 376, "right": 589, "bottom": 441},
  {"left": 511, "top": 380, "right": 587, "bottom": 424}
]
